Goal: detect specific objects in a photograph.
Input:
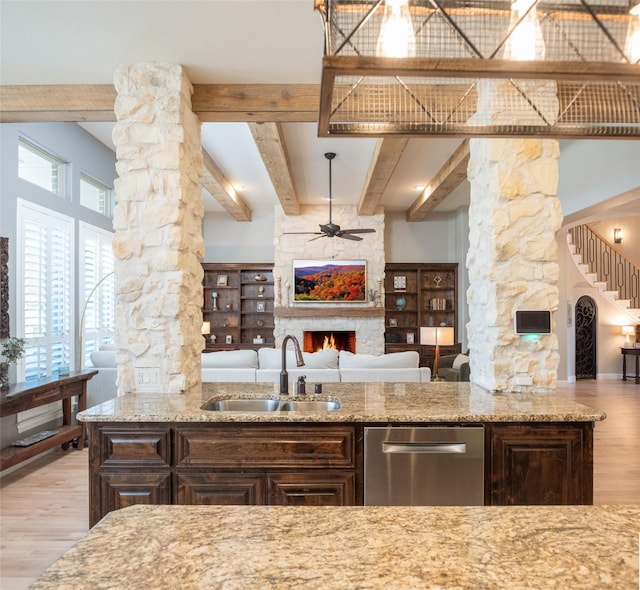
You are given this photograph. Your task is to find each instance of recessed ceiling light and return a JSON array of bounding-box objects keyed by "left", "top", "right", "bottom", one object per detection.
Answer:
[
  {"left": 414, "top": 185, "right": 426, "bottom": 192},
  {"left": 233, "top": 184, "right": 244, "bottom": 192}
]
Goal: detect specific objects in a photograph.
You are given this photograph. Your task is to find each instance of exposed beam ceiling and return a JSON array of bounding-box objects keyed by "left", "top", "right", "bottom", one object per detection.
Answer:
[
  {"left": 201, "top": 149, "right": 252, "bottom": 222},
  {"left": 248, "top": 122, "right": 301, "bottom": 215},
  {"left": 406, "top": 140, "right": 470, "bottom": 222},
  {"left": 0, "top": 84, "right": 468, "bottom": 220},
  {"left": 358, "top": 138, "right": 409, "bottom": 216}
]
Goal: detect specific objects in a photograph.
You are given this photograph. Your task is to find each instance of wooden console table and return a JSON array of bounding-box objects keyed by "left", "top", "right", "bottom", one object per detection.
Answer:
[
  {"left": 621, "top": 347, "right": 640, "bottom": 384},
  {"left": 0, "top": 370, "right": 97, "bottom": 471}
]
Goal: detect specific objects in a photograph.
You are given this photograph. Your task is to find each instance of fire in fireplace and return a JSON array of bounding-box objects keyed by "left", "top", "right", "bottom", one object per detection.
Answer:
[{"left": 303, "top": 331, "right": 356, "bottom": 353}]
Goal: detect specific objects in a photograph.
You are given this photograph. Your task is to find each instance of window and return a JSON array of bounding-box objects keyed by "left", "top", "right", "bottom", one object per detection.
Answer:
[
  {"left": 80, "top": 173, "right": 114, "bottom": 217},
  {"left": 17, "top": 199, "right": 73, "bottom": 380},
  {"left": 18, "top": 138, "right": 67, "bottom": 198},
  {"left": 79, "top": 223, "right": 115, "bottom": 367}
]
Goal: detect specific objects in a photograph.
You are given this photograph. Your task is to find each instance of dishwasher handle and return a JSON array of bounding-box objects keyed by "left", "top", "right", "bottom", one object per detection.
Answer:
[{"left": 382, "top": 441, "right": 467, "bottom": 454}]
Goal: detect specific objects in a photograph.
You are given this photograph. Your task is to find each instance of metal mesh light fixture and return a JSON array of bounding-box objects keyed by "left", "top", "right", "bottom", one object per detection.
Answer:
[{"left": 315, "top": 0, "right": 640, "bottom": 138}]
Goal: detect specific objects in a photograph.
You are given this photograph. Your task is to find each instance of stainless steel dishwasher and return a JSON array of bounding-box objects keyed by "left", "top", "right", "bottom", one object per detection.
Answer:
[{"left": 364, "top": 426, "right": 484, "bottom": 506}]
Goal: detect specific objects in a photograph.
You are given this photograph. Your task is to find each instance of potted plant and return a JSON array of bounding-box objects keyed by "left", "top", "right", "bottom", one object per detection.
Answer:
[{"left": 1, "top": 337, "right": 26, "bottom": 390}]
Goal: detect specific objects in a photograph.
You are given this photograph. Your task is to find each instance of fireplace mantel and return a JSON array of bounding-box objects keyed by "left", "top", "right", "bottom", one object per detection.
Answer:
[{"left": 274, "top": 306, "right": 384, "bottom": 318}]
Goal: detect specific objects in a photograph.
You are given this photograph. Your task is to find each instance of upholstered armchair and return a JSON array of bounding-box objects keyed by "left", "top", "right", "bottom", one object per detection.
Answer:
[{"left": 438, "top": 353, "right": 470, "bottom": 382}]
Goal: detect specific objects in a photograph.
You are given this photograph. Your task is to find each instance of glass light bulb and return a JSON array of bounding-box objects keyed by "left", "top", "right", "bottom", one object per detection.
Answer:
[
  {"left": 625, "top": 3, "right": 640, "bottom": 64},
  {"left": 505, "top": 0, "right": 545, "bottom": 61},
  {"left": 376, "top": 0, "right": 416, "bottom": 58}
]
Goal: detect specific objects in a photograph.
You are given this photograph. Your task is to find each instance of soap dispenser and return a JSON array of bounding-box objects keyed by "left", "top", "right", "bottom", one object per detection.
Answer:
[{"left": 296, "top": 375, "right": 306, "bottom": 395}]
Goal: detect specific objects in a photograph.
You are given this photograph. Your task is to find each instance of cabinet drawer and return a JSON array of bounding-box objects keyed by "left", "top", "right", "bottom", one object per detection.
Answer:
[
  {"left": 267, "top": 472, "right": 355, "bottom": 506},
  {"left": 176, "top": 472, "right": 265, "bottom": 505},
  {"left": 95, "top": 426, "right": 171, "bottom": 468},
  {"left": 175, "top": 425, "right": 355, "bottom": 469}
]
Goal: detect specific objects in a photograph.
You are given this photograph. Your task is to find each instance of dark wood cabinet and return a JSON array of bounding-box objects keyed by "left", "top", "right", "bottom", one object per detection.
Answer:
[
  {"left": 486, "top": 423, "right": 594, "bottom": 505},
  {"left": 88, "top": 421, "right": 593, "bottom": 525},
  {"left": 267, "top": 472, "right": 355, "bottom": 506},
  {"left": 89, "top": 423, "right": 357, "bottom": 525},
  {"left": 202, "top": 263, "right": 274, "bottom": 351},
  {"left": 384, "top": 263, "right": 460, "bottom": 367}
]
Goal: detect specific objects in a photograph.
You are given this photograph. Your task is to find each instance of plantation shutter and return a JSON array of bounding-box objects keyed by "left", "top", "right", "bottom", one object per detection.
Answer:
[
  {"left": 17, "top": 199, "right": 73, "bottom": 381},
  {"left": 79, "top": 223, "right": 115, "bottom": 368}
]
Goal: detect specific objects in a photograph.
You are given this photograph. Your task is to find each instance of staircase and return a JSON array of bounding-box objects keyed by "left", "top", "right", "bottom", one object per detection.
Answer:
[{"left": 567, "top": 224, "right": 640, "bottom": 322}]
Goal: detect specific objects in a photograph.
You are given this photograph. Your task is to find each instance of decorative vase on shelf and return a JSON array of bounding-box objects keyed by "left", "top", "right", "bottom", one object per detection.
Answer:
[{"left": 0, "top": 362, "right": 9, "bottom": 391}]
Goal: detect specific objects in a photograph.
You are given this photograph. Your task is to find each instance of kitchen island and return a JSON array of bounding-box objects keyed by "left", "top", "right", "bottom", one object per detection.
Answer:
[
  {"left": 80, "top": 381, "right": 606, "bottom": 525},
  {"left": 32, "top": 504, "right": 638, "bottom": 589}
]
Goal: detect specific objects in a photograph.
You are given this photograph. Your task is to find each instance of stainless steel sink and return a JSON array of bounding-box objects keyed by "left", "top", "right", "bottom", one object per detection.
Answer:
[
  {"left": 202, "top": 398, "right": 341, "bottom": 412},
  {"left": 203, "top": 399, "right": 281, "bottom": 412},
  {"left": 280, "top": 400, "right": 341, "bottom": 412}
]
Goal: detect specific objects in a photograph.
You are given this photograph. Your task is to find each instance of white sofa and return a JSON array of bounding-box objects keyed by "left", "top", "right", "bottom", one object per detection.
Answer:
[{"left": 87, "top": 347, "right": 431, "bottom": 408}]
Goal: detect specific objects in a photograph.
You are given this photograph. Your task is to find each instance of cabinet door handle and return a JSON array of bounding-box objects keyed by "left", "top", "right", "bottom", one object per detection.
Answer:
[{"left": 382, "top": 442, "right": 466, "bottom": 454}]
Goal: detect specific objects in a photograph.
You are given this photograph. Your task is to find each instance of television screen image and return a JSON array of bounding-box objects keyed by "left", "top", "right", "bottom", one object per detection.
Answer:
[{"left": 293, "top": 259, "right": 367, "bottom": 303}]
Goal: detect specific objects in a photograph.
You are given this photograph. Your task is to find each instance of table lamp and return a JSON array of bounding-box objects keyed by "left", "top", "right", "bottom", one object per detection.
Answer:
[
  {"left": 201, "top": 321, "right": 211, "bottom": 344},
  {"left": 622, "top": 325, "right": 635, "bottom": 347},
  {"left": 420, "top": 326, "right": 455, "bottom": 381}
]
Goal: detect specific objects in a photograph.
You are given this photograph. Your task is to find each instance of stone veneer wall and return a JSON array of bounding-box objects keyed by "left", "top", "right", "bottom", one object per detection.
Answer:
[
  {"left": 111, "top": 63, "right": 204, "bottom": 394},
  {"left": 466, "top": 136, "right": 562, "bottom": 392},
  {"left": 273, "top": 204, "right": 385, "bottom": 354}
]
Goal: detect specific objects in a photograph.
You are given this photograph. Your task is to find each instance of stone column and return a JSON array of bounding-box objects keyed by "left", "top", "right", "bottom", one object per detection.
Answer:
[
  {"left": 112, "top": 63, "right": 204, "bottom": 394},
  {"left": 466, "top": 80, "right": 562, "bottom": 392}
]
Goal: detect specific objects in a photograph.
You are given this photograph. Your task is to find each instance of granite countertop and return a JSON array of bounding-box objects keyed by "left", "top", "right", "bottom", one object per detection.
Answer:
[
  {"left": 31, "top": 504, "right": 639, "bottom": 589},
  {"left": 78, "top": 381, "right": 605, "bottom": 424}
]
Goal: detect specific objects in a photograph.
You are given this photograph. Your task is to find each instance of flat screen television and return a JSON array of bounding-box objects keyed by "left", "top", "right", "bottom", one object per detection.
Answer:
[
  {"left": 514, "top": 310, "right": 552, "bottom": 334},
  {"left": 293, "top": 259, "right": 367, "bottom": 303}
]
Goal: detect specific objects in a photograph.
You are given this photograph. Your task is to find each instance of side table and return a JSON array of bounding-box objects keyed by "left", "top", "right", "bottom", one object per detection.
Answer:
[
  {"left": 0, "top": 370, "right": 98, "bottom": 470},
  {"left": 621, "top": 347, "right": 640, "bottom": 384}
]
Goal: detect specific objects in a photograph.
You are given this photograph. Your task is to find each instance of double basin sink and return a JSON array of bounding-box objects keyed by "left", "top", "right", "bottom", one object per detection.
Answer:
[{"left": 202, "top": 398, "right": 340, "bottom": 412}]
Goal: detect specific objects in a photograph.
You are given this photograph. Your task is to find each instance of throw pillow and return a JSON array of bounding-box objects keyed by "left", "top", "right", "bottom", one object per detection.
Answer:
[{"left": 452, "top": 354, "right": 470, "bottom": 370}]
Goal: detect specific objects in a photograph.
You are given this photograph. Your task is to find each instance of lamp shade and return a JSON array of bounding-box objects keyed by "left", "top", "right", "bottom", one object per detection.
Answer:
[
  {"left": 622, "top": 325, "right": 635, "bottom": 336},
  {"left": 201, "top": 321, "right": 211, "bottom": 335},
  {"left": 420, "top": 326, "right": 455, "bottom": 346}
]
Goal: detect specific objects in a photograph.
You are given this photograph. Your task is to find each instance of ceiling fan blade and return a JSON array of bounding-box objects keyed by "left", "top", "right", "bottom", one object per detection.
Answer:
[
  {"left": 337, "top": 232, "right": 363, "bottom": 241},
  {"left": 283, "top": 231, "right": 323, "bottom": 235},
  {"left": 308, "top": 234, "right": 327, "bottom": 242},
  {"left": 339, "top": 228, "right": 376, "bottom": 234}
]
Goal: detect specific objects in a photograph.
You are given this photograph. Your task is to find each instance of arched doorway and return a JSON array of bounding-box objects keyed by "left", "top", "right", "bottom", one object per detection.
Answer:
[{"left": 575, "top": 295, "right": 597, "bottom": 380}]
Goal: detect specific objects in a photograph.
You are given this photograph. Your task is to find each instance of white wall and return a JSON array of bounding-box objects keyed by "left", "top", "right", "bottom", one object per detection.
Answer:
[
  {"left": 558, "top": 140, "right": 640, "bottom": 216},
  {"left": 203, "top": 210, "right": 274, "bottom": 262}
]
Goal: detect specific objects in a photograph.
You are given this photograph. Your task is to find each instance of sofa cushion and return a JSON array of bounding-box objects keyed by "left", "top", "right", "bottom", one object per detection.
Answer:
[
  {"left": 258, "top": 347, "right": 339, "bottom": 370},
  {"left": 338, "top": 350, "right": 419, "bottom": 369},
  {"left": 201, "top": 349, "right": 258, "bottom": 369},
  {"left": 90, "top": 350, "right": 116, "bottom": 368},
  {"left": 452, "top": 354, "right": 470, "bottom": 370}
]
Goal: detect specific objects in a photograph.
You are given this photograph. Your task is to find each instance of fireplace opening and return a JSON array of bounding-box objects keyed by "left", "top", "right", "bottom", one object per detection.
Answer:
[{"left": 303, "top": 331, "right": 356, "bottom": 353}]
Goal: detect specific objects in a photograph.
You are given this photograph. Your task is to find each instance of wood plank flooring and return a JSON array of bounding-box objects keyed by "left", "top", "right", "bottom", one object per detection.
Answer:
[{"left": 1, "top": 380, "right": 638, "bottom": 589}]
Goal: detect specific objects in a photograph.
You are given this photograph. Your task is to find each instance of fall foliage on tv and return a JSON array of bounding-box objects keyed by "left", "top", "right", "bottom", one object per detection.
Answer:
[{"left": 294, "top": 263, "right": 366, "bottom": 302}]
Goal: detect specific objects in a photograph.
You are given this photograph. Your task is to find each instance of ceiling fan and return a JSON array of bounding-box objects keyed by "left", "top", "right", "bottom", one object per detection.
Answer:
[{"left": 284, "top": 152, "right": 376, "bottom": 241}]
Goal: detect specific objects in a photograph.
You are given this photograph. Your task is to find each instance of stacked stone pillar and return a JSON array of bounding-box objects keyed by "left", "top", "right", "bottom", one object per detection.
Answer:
[
  {"left": 111, "top": 63, "right": 204, "bottom": 394},
  {"left": 466, "top": 81, "right": 562, "bottom": 392}
]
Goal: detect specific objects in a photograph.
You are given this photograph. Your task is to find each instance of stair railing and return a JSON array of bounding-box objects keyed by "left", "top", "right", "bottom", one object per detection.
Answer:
[{"left": 568, "top": 224, "right": 639, "bottom": 310}]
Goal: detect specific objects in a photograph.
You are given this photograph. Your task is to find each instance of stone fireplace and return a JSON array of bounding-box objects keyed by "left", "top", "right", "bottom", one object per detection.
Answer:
[
  {"left": 272, "top": 204, "right": 386, "bottom": 355},
  {"left": 303, "top": 330, "right": 356, "bottom": 353}
]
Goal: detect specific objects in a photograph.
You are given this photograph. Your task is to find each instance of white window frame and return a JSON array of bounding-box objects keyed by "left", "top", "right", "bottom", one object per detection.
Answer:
[
  {"left": 80, "top": 172, "right": 114, "bottom": 217},
  {"left": 79, "top": 222, "right": 115, "bottom": 369},
  {"left": 16, "top": 198, "right": 75, "bottom": 381},
  {"left": 18, "top": 137, "right": 68, "bottom": 199},
  {"left": 16, "top": 199, "right": 74, "bottom": 432}
]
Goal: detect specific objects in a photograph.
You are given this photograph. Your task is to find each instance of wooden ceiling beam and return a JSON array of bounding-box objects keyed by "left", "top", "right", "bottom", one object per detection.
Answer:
[
  {"left": 0, "top": 84, "right": 319, "bottom": 123},
  {"left": 201, "top": 149, "right": 252, "bottom": 222},
  {"left": 406, "top": 139, "right": 470, "bottom": 222},
  {"left": 358, "top": 138, "right": 409, "bottom": 216},
  {"left": 248, "top": 121, "right": 301, "bottom": 215}
]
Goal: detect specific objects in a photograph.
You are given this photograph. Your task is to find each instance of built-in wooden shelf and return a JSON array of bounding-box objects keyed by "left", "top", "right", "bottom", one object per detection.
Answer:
[{"left": 274, "top": 306, "right": 384, "bottom": 318}]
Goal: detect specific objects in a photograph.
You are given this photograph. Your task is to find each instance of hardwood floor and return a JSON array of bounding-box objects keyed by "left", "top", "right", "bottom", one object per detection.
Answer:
[{"left": 1, "top": 380, "right": 638, "bottom": 589}]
